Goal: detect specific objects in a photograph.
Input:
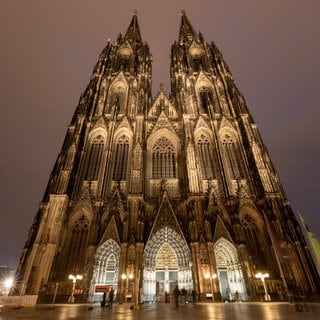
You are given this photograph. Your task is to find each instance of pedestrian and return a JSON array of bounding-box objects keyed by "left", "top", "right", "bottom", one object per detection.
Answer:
[
  {"left": 235, "top": 291, "right": 240, "bottom": 302},
  {"left": 180, "top": 288, "right": 187, "bottom": 308},
  {"left": 109, "top": 287, "right": 114, "bottom": 307},
  {"left": 173, "top": 285, "right": 180, "bottom": 308},
  {"left": 101, "top": 292, "right": 106, "bottom": 308},
  {"left": 192, "top": 290, "right": 197, "bottom": 303}
]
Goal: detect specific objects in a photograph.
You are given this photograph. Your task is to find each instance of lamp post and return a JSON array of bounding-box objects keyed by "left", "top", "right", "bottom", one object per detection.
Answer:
[
  {"left": 3, "top": 278, "right": 13, "bottom": 296},
  {"left": 204, "top": 273, "right": 217, "bottom": 302},
  {"left": 68, "top": 274, "right": 83, "bottom": 303},
  {"left": 255, "top": 272, "right": 270, "bottom": 301}
]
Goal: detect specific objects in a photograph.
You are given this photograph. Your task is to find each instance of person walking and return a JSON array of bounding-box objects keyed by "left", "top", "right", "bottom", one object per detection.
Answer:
[
  {"left": 192, "top": 290, "right": 197, "bottom": 303},
  {"left": 180, "top": 288, "right": 187, "bottom": 308},
  {"left": 173, "top": 285, "right": 180, "bottom": 308},
  {"left": 101, "top": 292, "right": 106, "bottom": 308},
  {"left": 109, "top": 287, "right": 114, "bottom": 307}
]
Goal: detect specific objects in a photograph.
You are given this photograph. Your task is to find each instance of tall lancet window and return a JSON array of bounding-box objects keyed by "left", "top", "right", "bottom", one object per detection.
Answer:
[
  {"left": 197, "top": 134, "right": 214, "bottom": 179},
  {"left": 241, "top": 215, "right": 266, "bottom": 268},
  {"left": 221, "top": 134, "right": 243, "bottom": 179},
  {"left": 199, "top": 87, "right": 213, "bottom": 114},
  {"left": 68, "top": 215, "right": 90, "bottom": 273},
  {"left": 85, "top": 135, "right": 105, "bottom": 181},
  {"left": 113, "top": 135, "right": 130, "bottom": 181},
  {"left": 152, "top": 137, "right": 176, "bottom": 179}
]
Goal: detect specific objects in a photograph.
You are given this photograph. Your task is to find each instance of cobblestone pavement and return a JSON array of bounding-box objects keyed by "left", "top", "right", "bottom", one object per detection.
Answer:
[{"left": 0, "top": 302, "right": 320, "bottom": 320}]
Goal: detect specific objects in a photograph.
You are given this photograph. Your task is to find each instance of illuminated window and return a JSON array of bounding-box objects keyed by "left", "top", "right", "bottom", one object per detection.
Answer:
[
  {"left": 152, "top": 137, "right": 176, "bottom": 179},
  {"left": 197, "top": 134, "right": 214, "bottom": 179},
  {"left": 221, "top": 134, "right": 243, "bottom": 179}
]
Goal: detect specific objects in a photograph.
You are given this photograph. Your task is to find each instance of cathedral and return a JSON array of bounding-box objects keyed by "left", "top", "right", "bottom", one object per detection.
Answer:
[{"left": 15, "top": 12, "right": 320, "bottom": 303}]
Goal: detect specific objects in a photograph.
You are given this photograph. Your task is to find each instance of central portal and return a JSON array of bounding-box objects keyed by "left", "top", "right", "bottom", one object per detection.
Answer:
[
  {"left": 155, "top": 243, "right": 178, "bottom": 301},
  {"left": 142, "top": 226, "right": 193, "bottom": 302}
]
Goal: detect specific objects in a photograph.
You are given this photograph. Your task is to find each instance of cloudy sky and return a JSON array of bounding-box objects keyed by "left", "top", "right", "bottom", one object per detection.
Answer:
[{"left": 0, "top": 0, "right": 319, "bottom": 268}]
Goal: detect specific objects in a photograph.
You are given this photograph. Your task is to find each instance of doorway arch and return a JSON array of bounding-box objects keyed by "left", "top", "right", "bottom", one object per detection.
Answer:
[
  {"left": 143, "top": 226, "right": 193, "bottom": 302},
  {"left": 89, "top": 239, "right": 120, "bottom": 301},
  {"left": 214, "top": 238, "right": 247, "bottom": 301}
]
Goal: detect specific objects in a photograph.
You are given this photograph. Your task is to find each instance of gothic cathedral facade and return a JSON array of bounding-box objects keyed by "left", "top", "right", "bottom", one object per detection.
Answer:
[{"left": 15, "top": 12, "right": 320, "bottom": 302}]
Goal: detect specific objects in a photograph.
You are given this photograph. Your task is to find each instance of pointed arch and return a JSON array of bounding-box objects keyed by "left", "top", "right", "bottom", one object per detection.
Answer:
[
  {"left": 144, "top": 227, "right": 191, "bottom": 269},
  {"left": 84, "top": 135, "right": 105, "bottom": 181},
  {"left": 91, "top": 239, "right": 121, "bottom": 292},
  {"left": 214, "top": 238, "right": 247, "bottom": 301},
  {"left": 143, "top": 226, "right": 193, "bottom": 301},
  {"left": 116, "top": 44, "right": 133, "bottom": 72},
  {"left": 189, "top": 44, "right": 205, "bottom": 72},
  {"left": 147, "top": 129, "right": 180, "bottom": 198},
  {"left": 152, "top": 136, "right": 176, "bottom": 179},
  {"left": 194, "top": 74, "right": 216, "bottom": 115},
  {"left": 195, "top": 132, "right": 215, "bottom": 179},
  {"left": 66, "top": 210, "right": 92, "bottom": 274},
  {"left": 198, "top": 87, "right": 214, "bottom": 114},
  {"left": 82, "top": 128, "right": 107, "bottom": 182},
  {"left": 238, "top": 206, "right": 267, "bottom": 268},
  {"left": 219, "top": 127, "right": 245, "bottom": 180},
  {"left": 113, "top": 135, "right": 130, "bottom": 181},
  {"left": 112, "top": 127, "right": 132, "bottom": 181},
  {"left": 107, "top": 75, "right": 129, "bottom": 114}
]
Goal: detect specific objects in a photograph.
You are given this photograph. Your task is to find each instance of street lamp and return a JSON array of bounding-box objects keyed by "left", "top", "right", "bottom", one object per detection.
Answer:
[
  {"left": 255, "top": 272, "right": 270, "bottom": 301},
  {"left": 68, "top": 274, "right": 83, "bottom": 303},
  {"left": 2, "top": 277, "right": 13, "bottom": 296},
  {"left": 204, "top": 273, "right": 217, "bottom": 302}
]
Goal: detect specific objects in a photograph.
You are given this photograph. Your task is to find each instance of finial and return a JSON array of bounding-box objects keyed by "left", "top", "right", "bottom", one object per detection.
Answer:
[
  {"left": 160, "top": 83, "right": 164, "bottom": 92},
  {"left": 181, "top": 10, "right": 186, "bottom": 16},
  {"left": 133, "top": 9, "right": 137, "bottom": 16}
]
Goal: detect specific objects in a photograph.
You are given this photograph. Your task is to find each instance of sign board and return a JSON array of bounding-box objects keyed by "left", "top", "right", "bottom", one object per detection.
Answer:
[{"left": 94, "top": 285, "right": 109, "bottom": 293}]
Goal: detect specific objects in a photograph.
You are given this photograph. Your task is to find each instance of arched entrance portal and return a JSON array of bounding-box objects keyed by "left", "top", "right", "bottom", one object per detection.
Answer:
[
  {"left": 143, "top": 227, "right": 193, "bottom": 302},
  {"left": 89, "top": 239, "right": 120, "bottom": 302},
  {"left": 214, "top": 238, "right": 247, "bottom": 301}
]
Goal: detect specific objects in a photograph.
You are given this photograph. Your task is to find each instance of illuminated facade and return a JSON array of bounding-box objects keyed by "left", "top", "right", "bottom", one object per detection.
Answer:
[{"left": 15, "top": 12, "right": 320, "bottom": 302}]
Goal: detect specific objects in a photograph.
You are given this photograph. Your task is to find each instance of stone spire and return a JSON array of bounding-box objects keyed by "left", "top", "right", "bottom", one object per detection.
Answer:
[
  {"left": 123, "top": 10, "right": 142, "bottom": 43},
  {"left": 179, "top": 10, "right": 199, "bottom": 43}
]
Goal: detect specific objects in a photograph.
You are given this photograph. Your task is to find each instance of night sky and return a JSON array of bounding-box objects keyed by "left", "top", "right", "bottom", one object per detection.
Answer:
[{"left": 1, "top": 1, "right": 319, "bottom": 269}]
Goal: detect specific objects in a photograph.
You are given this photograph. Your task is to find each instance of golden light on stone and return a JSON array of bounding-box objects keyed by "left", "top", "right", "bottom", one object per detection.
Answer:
[{"left": 156, "top": 243, "right": 178, "bottom": 268}]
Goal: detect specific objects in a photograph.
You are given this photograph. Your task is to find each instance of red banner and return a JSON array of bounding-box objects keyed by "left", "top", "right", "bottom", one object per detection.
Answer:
[{"left": 94, "top": 285, "right": 109, "bottom": 293}]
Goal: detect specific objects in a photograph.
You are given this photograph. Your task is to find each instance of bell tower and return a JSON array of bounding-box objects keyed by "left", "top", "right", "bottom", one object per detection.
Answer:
[{"left": 169, "top": 11, "right": 320, "bottom": 300}]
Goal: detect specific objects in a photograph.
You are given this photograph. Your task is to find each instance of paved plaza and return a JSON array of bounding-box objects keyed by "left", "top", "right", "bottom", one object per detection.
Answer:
[{"left": 1, "top": 302, "right": 320, "bottom": 320}]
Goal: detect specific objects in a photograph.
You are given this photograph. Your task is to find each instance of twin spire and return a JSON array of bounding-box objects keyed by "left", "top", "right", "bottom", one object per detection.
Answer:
[{"left": 122, "top": 10, "right": 200, "bottom": 43}]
